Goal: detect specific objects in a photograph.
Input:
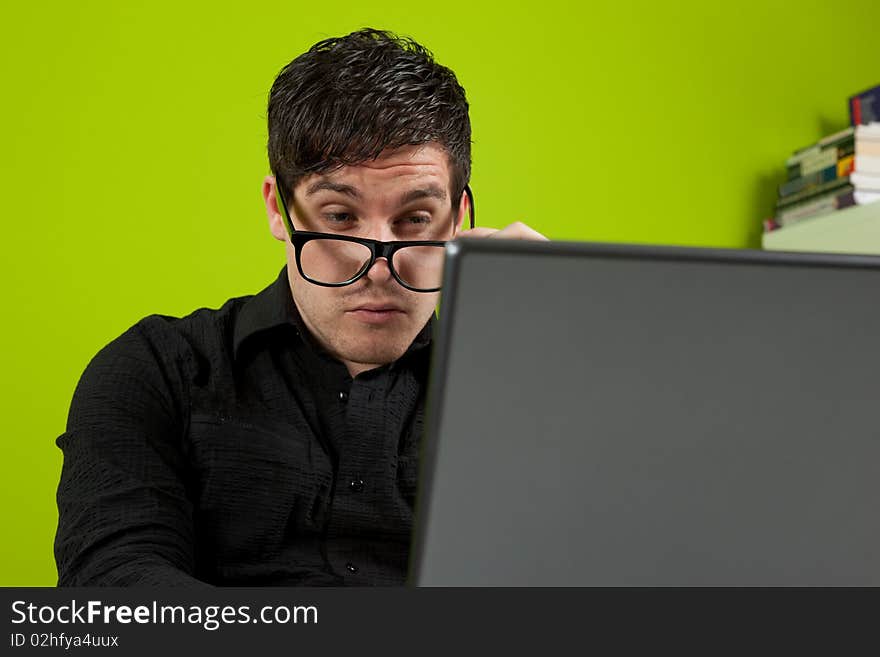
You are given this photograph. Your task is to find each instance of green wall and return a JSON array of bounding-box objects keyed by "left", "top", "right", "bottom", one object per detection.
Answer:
[{"left": 3, "top": 1, "right": 879, "bottom": 585}]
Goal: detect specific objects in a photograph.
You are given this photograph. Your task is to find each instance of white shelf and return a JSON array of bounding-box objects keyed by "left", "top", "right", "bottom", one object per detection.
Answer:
[{"left": 762, "top": 200, "right": 880, "bottom": 255}]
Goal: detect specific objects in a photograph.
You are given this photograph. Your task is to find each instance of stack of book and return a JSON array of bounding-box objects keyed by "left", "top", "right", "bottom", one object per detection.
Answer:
[{"left": 764, "top": 84, "right": 880, "bottom": 233}]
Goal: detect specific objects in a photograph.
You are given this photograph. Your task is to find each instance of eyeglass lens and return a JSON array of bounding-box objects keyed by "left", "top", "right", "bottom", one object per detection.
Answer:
[{"left": 299, "top": 239, "right": 445, "bottom": 290}]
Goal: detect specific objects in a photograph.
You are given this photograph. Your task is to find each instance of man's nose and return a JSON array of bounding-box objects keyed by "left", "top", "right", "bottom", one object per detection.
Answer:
[{"left": 365, "top": 256, "right": 394, "bottom": 284}]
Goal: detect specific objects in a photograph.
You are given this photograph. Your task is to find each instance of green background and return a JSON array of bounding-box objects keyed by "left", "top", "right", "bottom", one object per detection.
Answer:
[{"left": 2, "top": 1, "right": 878, "bottom": 585}]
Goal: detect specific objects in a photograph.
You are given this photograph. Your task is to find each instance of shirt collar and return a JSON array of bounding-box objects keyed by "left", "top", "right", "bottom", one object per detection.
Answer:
[{"left": 233, "top": 266, "right": 434, "bottom": 363}]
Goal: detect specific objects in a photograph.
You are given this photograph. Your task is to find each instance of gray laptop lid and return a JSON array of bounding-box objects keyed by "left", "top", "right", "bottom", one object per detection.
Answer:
[{"left": 409, "top": 239, "right": 880, "bottom": 586}]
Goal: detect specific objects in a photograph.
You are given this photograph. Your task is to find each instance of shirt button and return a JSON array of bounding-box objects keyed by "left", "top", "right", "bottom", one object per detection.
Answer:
[
  {"left": 345, "top": 562, "right": 358, "bottom": 573},
  {"left": 338, "top": 391, "right": 348, "bottom": 402},
  {"left": 349, "top": 478, "right": 365, "bottom": 492}
]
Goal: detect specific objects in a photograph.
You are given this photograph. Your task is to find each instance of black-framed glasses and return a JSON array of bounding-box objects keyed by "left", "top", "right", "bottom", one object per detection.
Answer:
[
  {"left": 274, "top": 176, "right": 475, "bottom": 293},
  {"left": 289, "top": 231, "right": 447, "bottom": 292}
]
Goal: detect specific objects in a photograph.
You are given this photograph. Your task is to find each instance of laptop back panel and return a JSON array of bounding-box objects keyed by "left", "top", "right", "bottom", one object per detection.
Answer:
[{"left": 410, "top": 240, "right": 880, "bottom": 586}]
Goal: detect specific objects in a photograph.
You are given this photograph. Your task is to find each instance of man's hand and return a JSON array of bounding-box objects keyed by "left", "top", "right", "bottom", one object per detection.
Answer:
[{"left": 456, "top": 221, "right": 548, "bottom": 241}]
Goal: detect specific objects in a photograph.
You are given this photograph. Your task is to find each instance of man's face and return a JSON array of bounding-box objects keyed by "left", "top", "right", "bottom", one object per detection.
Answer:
[{"left": 265, "top": 143, "right": 466, "bottom": 377}]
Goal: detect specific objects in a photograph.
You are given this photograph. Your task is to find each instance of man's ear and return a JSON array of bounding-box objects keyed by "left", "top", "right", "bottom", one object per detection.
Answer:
[
  {"left": 263, "top": 175, "right": 288, "bottom": 242},
  {"left": 453, "top": 187, "right": 470, "bottom": 235}
]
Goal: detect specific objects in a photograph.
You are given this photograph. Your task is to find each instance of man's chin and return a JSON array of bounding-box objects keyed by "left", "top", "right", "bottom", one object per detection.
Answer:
[{"left": 323, "top": 310, "right": 430, "bottom": 371}]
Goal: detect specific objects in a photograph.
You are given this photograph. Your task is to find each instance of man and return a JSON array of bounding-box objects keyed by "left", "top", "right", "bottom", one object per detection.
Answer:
[{"left": 55, "top": 28, "right": 545, "bottom": 586}]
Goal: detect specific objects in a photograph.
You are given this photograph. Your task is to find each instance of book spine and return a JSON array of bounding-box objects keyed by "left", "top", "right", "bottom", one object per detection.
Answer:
[
  {"left": 785, "top": 130, "right": 855, "bottom": 169},
  {"left": 777, "top": 188, "right": 856, "bottom": 226},
  {"left": 855, "top": 155, "right": 880, "bottom": 175},
  {"left": 777, "top": 183, "right": 854, "bottom": 211},
  {"left": 786, "top": 142, "right": 855, "bottom": 181},
  {"left": 849, "top": 85, "right": 880, "bottom": 125},
  {"left": 854, "top": 190, "right": 880, "bottom": 204},
  {"left": 850, "top": 171, "right": 880, "bottom": 190},
  {"left": 776, "top": 176, "right": 851, "bottom": 209},
  {"left": 762, "top": 217, "right": 780, "bottom": 233},
  {"left": 779, "top": 156, "right": 854, "bottom": 197},
  {"left": 855, "top": 140, "right": 880, "bottom": 157}
]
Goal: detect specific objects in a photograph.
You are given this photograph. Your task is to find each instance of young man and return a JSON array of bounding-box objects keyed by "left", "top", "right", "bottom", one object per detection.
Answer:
[{"left": 54, "top": 28, "right": 545, "bottom": 586}]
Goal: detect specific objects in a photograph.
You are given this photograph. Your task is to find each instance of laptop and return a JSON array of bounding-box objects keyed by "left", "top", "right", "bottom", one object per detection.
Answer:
[{"left": 409, "top": 238, "right": 880, "bottom": 586}]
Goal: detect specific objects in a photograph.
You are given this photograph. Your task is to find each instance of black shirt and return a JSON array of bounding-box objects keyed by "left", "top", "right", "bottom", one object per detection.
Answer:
[{"left": 54, "top": 267, "right": 433, "bottom": 586}]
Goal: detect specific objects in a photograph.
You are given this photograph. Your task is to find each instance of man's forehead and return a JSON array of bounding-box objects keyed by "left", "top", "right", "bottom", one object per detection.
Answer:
[
  {"left": 298, "top": 143, "right": 452, "bottom": 197},
  {"left": 368, "top": 142, "right": 448, "bottom": 163},
  {"left": 302, "top": 178, "right": 448, "bottom": 204}
]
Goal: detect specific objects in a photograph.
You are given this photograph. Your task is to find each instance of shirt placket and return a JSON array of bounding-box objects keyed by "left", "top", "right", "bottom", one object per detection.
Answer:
[{"left": 324, "top": 371, "right": 396, "bottom": 582}]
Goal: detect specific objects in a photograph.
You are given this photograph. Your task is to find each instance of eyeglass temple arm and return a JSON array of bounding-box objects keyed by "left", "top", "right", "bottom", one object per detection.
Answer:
[
  {"left": 463, "top": 184, "right": 475, "bottom": 230},
  {"left": 274, "top": 177, "right": 297, "bottom": 238}
]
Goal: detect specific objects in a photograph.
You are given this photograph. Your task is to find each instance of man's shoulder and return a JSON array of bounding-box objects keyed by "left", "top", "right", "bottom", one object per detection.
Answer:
[
  {"left": 131, "top": 269, "right": 291, "bottom": 361},
  {"left": 136, "top": 293, "right": 253, "bottom": 345},
  {"left": 87, "top": 292, "right": 257, "bottom": 383},
  {"left": 77, "top": 269, "right": 292, "bottom": 400}
]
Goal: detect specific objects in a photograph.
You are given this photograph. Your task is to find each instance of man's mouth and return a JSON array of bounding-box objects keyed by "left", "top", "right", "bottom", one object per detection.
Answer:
[{"left": 346, "top": 303, "right": 406, "bottom": 324}]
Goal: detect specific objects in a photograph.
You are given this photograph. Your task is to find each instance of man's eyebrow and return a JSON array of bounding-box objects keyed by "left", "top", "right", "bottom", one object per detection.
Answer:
[
  {"left": 398, "top": 186, "right": 448, "bottom": 205},
  {"left": 305, "top": 180, "right": 361, "bottom": 199}
]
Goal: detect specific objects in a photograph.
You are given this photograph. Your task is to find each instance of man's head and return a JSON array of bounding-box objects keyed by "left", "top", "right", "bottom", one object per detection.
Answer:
[{"left": 262, "top": 29, "right": 472, "bottom": 377}]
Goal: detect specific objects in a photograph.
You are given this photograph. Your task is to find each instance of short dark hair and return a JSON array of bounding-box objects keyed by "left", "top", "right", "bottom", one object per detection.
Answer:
[{"left": 267, "top": 28, "right": 471, "bottom": 205}]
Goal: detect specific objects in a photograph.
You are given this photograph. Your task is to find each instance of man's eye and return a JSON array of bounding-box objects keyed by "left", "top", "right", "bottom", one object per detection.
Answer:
[
  {"left": 323, "top": 213, "right": 354, "bottom": 224},
  {"left": 399, "top": 215, "right": 431, "bottom": 225}
]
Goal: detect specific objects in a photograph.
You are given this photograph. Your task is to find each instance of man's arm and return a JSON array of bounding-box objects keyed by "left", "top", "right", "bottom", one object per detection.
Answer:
[{"left": 55, "top": 323, "right": 207, "bottom": 586}]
